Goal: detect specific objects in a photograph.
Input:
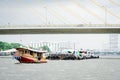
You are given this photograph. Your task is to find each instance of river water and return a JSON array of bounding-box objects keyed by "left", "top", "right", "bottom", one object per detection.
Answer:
[{"left": 0, "top": 57, "right": 120, "bottom": 80}]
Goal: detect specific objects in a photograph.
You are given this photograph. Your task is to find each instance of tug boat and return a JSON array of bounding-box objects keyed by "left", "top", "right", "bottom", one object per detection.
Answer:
[{"left": 14, "top": 47, "right": 47, "bottom": 63}]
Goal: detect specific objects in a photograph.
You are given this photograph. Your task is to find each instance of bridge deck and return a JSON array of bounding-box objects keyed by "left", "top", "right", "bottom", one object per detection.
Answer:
[{"left": 0, "top": 27, "right": 120, "bottom": 34}]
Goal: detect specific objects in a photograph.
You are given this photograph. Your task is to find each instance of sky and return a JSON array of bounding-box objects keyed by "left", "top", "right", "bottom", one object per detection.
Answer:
[
  {"left": 0, "top": 0, "right": 120, "bottom": 50},
  {"left": 0, "top": 34, "right": 111, "bottom": 50},
  {"left": 0, "top": 0, "right": 120, "bottom": 25}
]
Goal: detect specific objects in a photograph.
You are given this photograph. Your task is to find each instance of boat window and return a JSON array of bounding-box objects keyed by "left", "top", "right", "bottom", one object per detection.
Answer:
[
  {"left": 19, "top": 50, "right": 23, "bottom": 54},
  {"left": 30, "top": 51, "right": 33, "bottom": 55},
  {"left": 25, "top": 50, "right": 27, "bottom": 54}
]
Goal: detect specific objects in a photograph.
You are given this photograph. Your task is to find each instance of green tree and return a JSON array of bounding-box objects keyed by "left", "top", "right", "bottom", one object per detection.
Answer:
[
  {"left": 11, "top": 43, "right": 21, "bottom": 48},
  {"left": 0, "top": 41, "right": 22, "bottom": 51},
  {"left": 0, "top": 41, "right": 12, "bottom": 50},
  {"left": 40, "top": 45, "right": 51, "bottom": 52},
  {"left": 0, "top": 41, "right": 5, "bottom": 50}
]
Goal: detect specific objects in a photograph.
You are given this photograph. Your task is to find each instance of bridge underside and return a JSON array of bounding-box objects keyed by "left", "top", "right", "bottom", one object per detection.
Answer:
[{"left": 0, "top": 27, "right": 120, "bottom": 34}]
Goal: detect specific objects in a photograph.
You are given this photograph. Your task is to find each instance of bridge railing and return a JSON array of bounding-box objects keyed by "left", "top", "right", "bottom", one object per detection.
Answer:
[{"left": 0, "top": 24, "right": 120, "bottom": 29}]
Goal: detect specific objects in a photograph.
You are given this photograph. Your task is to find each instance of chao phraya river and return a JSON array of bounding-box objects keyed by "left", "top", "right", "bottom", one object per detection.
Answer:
[{"left": 0, "top": 57, "right": 120, "bottom": 80}]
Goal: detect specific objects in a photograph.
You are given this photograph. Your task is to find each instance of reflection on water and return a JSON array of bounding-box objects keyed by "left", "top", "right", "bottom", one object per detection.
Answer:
[{"left": 0, "top": 57, "right": 120, "bottom": 80}]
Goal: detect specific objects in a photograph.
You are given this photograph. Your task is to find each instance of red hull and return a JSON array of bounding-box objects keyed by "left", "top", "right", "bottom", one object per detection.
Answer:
[
  {"left": 19, "top": 57, "right": 35, "bottom": 63},
  {"left": 16, "top": 56, "right": 47, "bottom": 63}
]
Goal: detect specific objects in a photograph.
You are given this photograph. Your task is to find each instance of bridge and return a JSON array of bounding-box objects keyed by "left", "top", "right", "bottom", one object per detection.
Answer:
[
  {"left": 0, "top": 24, "right": 120, "bottom": 34},
  {"left": 0, "top": 0, "right": 120, "bottom": 34}
]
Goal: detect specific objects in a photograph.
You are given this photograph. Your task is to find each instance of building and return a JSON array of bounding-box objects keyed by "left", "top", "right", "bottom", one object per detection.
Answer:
[
  {"left": 109, "top": 34, "right": 119, "bottom": 52},
  {"left": 28, "top": 41, "right": 74, "bottom": 52}
]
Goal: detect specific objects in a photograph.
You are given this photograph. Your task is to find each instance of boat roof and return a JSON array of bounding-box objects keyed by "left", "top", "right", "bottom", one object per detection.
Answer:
[{"left": 16, "top": 47, "right": 47, "bottom": 53}]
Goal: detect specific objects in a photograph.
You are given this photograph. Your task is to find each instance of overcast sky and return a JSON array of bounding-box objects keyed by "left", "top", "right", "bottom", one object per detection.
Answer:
[
  {"left": 0, "top": 0, "right": 120, "bottom": 50},
  {"left": 0, "top": 0, "right": 120, "bottom": 25},
  {"left": 0, "top": 34, "right": 111, "bottom": 50}
]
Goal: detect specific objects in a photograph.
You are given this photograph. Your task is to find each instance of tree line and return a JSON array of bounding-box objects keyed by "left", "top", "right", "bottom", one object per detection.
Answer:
[
  {"left": 0, "top": 41, "right": 22, "bottom": 51},
  {"left": 0, "top": 41, "right": 51, "bottom": 52}
]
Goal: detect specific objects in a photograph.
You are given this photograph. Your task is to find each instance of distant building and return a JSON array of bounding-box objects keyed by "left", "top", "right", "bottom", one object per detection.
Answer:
[
  {"left": 109, "top": 34, "right": 119, "bottom": 52},
  {"left": 28, "top": 41, "right": 74, "bottom": 52}
]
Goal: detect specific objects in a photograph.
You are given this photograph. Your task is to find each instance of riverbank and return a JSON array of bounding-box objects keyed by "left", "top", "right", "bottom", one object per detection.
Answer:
[
  {"left": 100, "top": 55, "right": 120, "bottom": 59},
  {"left": 0, "top": 56, "right": 12, "bottom": 58},
  {"left": 1, "top": 55, "right": 120, "bottom": 59}
]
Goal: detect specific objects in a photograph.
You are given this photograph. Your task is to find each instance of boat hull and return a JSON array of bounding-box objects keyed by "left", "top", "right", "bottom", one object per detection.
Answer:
[{"left": 14, "top": 56, "right": 47, "bottom": 63}]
